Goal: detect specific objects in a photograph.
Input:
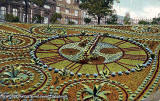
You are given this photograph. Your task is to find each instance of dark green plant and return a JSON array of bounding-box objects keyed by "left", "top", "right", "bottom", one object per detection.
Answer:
[
  {"left": 106, "top": 14, "right": 118, "bottom": 24},
  {"left": 151, "top": 54, "right": 155, "bottom": 59},
  {"left": 32, "top": 14, "right": 44, "bottom": 23},
  {"left": 68, "top": 20, "right": 75, "bottom": 25},
  {"left": 138, "top": 20, "right": 150, "bottom": 25},
  {"left": 79, "top": 0, "right": 119, "bottom": 25},
  {"left": 0, "top": 65, "right": 27, "bottom": 84},
  {"left": 4, "top": 14, "right": 19, "bottom": 22},
  {"left": 59, "top": 68, "right": 69, "bottom": 80},
  {"left": 84, "top": 18, "right": 91, "bottom": 24},
  {"left": 100, "top": 70, "right": 109, "bottom": 78},
  {"left": 54, "top": 76, "right": 59, "bottom": 85},
  {"left": 151, "top": 17, "right": 160, "bottom": 25},
  {"left": 82, "top": 83, "right": 111, "bottom": 101},
  {"left": 50, "top": 13, "right": 62, "bottom": 24}
]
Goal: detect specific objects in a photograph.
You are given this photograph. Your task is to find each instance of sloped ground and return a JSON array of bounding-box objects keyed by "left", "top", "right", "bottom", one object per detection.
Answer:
[{"left": 0, "top": 23, "right": 160, "bottom": 101}]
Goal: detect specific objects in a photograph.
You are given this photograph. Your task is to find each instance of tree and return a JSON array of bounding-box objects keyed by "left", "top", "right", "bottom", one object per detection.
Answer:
[
  {"left": 151, "top": 17, "right": 160, "bottom": 25},
  {"left": 138, "top": 20, "right": 150, "bottom": 25},
  {"left": 50, "top": 13, "right": 62, "bottom": 24},
  {"left": 84, "top": 17, "right": 91, "bottom": 24},
  {"left": 79, "top": 0, "right": 119, "bottom": 25},
  {"left": 123, "top": 12, "right": 131, "bottom": 25},
  {"left": 106, "top": 14, "right": 118, "bottom": 24},
  {"left": 5, "top": 14, "right": 20, "bottom": 22}
]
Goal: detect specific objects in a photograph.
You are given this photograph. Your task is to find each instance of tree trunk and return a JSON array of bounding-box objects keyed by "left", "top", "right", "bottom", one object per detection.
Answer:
[
  {"left": 98, "top": 16, "right": 101, "bottom": 25},
  {"left": 24, "top": 0, "right": 28, "bottom": 23}
]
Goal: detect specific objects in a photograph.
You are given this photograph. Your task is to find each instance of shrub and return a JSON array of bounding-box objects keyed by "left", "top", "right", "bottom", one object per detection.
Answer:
[
  {"left": 84, "top": 18, "right": 91, "bottom": 24},
  {"left": 50, "top": 13, "right": 62, "bottom": 24},
  {"left": 68, "top": 20, "right": 75, "bottom": 25},
  {"left": 5, "top": 14, "right": 20, "bottom": 22}
]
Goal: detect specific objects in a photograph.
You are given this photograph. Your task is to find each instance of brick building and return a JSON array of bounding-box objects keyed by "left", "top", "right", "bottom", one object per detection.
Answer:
[
  {"left": 0, "top": 0, "right": 88, "bottom": 24},
  {"left": 56, "top": 0, "right": 85, "bottom": 24},
  {"left": 0, "top": 0, "right": 56, "bottom": 23}
]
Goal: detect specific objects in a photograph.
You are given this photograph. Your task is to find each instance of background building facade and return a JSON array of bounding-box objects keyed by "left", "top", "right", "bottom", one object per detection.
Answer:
[
  {"left": 56, "top": 0, "right": 84, "bottom": 24},
  {"left": 0, "top": 0, "right": 56, "bottom": 23},
  {"left": 0, "top": 0, "right": 87, "bottom": 24}
]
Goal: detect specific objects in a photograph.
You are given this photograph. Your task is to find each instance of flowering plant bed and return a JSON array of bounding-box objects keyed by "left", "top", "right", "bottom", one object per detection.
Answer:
[{"left": 0, "top": 23, "right": 160, "bottom": 101}]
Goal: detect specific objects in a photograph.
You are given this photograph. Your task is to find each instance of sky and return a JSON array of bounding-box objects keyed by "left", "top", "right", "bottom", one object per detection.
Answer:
[{"left": 113, "top": 0, "right": 160, "bottom": 19}]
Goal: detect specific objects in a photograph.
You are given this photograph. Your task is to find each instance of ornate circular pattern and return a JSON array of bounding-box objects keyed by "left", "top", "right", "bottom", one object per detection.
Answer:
[
  {"left": 59, "top": 41, "right": 123, "bottom": 64},
  {"left": 30, "top": 25, "right": 67, "bottom": 37},
  {"left": 58, "top": 78, "right": 132, "bottom": 101},
  {"left": 0, "top": 64, "right": 47, "bottom": 95},
  {"left": 0, "top": 34, "right": 36, "bottom": 49},
  {"left": 131, "top": 25, "right": 160, "bottom": 33},
  {"left": 34, "top": 34, "right": 151, "bottom": 75}
]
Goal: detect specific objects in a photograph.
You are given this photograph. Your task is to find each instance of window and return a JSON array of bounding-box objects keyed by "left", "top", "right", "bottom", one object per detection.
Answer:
[
  {"left": 0, "top": 7, "right": 6, "bottom": 19},
  {"left": 66, "top": 0, "right": 71, "bottom": 4},
  {"left": 73, "top": 19, "right": 78, "bottom": 24},
  {"left": 13, "top": 8, "right": 18, "bottom": 16},
  {"left": 56, "top": 7, "right": 60, "bottom": 13},
  {"left": 44, "top": 17, "right": 48, "bottom": 24},
  {"left": 34, "top": 4, "right": 37, "bottom": 7},
  {"left": 75, "top": 10, "right": 78, "bottom": 16},
  {"left": 44, "top": 5, "right": 50, "bottom": 9},
  {"left": 65, "top": 18, "right": 69, "bottom": 24},
  {"left": 65, "top": 9, "right": 69, "bottom": 14}
]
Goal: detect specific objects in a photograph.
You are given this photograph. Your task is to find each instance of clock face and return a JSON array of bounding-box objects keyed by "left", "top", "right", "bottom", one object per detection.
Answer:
[
  {"left": 66, "top": 0, "right": 71, "bottom": 4},
  {"left": 35, "top": 34, "right": 150, "bottom": 75}
]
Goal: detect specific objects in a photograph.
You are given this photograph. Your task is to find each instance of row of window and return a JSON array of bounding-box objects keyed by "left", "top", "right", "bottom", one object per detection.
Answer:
[
  {"left": 0, "top": 6, "right": 79, "bottom": 24},
  {"left": 0, "top": 7, "right": 18, "bottom": 19},
  {"left": 56, "top": 7, "right": 79, "bottom": 16}
]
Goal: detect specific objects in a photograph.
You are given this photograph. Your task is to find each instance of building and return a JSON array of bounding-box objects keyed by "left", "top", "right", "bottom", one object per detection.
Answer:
[
  {"left": 0, "top": 0, "right": 56, "bottom": 23},
  {"left": 0, "top": 0, "right": 88, "bottom": 24},
  {"left": 55, "top": 0, "right": 85, "bottom": 24}
]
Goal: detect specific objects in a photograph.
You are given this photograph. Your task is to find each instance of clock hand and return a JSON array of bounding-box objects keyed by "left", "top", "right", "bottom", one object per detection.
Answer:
[{"left": 83, "top": 35, "right": 101, "bottom": 59}]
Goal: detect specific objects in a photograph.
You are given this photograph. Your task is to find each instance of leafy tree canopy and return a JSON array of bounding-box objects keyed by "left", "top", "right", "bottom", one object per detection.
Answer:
[
  {"left": 151, "top": 17, "right": 160, "bottom": 25},
  {"left": 106, "top": 14, "right": 118, "bottom": 24},
  {"left": 79, "top": 0, "right": 119, "bottom": 24},
  {"left": 138, "top": 20, "right": 150, "bottom": 25},
  {"left": 84, "top": 17, "right": 91, "bottom": 24},
  {"left": 50, "top": 13, "right": 62, "bottom": 24},
  {"left": 123, "top": 12, "right": 131, "bottom": 25}
]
